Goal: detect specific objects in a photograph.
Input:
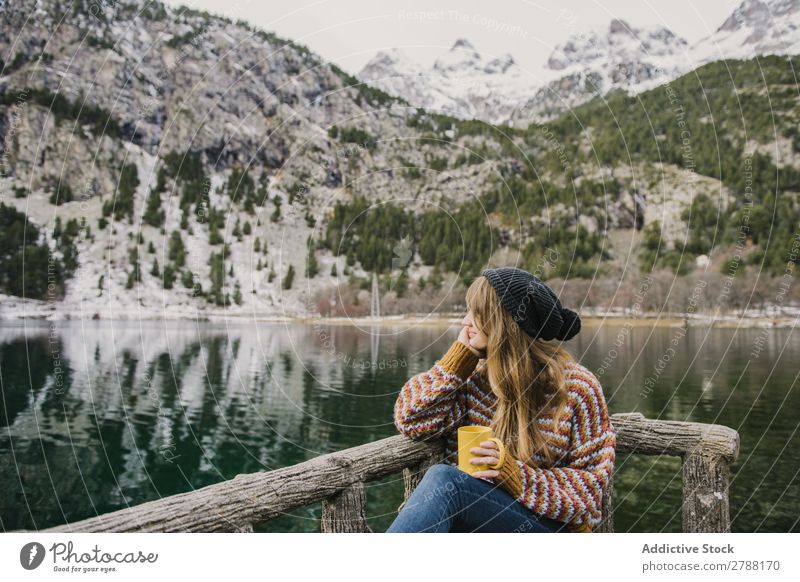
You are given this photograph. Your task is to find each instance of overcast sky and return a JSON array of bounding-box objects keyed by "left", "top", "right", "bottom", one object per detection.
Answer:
[{"left": 161, "top": 0, "right": 741, "bottom": 76}]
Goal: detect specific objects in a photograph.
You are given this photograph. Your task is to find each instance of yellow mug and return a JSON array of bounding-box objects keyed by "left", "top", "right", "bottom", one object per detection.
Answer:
[{"left": 457, "top": 426, "right": 505, "bottom": 475}]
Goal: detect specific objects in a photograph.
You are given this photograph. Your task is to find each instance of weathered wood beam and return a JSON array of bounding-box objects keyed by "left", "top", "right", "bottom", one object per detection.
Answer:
[
  {"left": 31, "top": 413, "right": 739, "bottom": 534},
  {"left": 612, "top": 412, "right": 740, "bottom": 461},
  {"left": 37, "top": 434, "right": 444, "bottom": 533}
]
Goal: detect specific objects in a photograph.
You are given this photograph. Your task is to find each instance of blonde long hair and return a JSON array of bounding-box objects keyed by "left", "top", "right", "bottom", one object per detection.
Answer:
[{"left": 466, "top": 275, "right": 574, "bottom": 468}]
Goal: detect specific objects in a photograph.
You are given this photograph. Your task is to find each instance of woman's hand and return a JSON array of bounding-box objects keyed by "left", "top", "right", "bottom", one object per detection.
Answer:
[
  {"left": 458, "top": 326, "right": 486, "bottom": 358},
  {"left": 469, "top": 440, "right": 501, "bottom": 480}
]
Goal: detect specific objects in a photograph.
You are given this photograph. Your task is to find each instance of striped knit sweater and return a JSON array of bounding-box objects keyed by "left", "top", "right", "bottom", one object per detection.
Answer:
[{"left": 393, "top": 339, "right": 617, "bottom": 533}]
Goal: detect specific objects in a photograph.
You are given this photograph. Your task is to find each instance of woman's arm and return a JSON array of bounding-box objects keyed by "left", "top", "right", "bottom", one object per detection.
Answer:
[
  {"left": 393, "top": 339, "right": 481, "bottom": 439},
  {"left": 493, "top": 374, "right": 617, "bottom": 532}
]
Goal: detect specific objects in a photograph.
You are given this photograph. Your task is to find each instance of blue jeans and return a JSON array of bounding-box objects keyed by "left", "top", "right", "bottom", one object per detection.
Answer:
[{"left": 386, "top": 463, "right": 569, "bottom": 533}]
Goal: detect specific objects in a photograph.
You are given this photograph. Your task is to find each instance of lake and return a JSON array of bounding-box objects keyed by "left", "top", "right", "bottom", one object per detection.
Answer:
[{"left": 0, "top": 319, "right": 797, "bottom": 533}]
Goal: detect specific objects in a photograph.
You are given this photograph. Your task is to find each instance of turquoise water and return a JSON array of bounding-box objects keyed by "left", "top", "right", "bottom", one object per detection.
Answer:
[{"left": 0, "top": 320, "right": 797, "bottom": 532}]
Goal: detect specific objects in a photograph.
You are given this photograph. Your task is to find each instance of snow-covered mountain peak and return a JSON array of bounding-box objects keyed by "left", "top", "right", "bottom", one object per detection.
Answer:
[
  {"left": 484, "top": 53, "right": 516, "bottom": 75},
  {"left": 452, "top": 37, "right": 477, "bottom": 51},
  {"left": 432, "top": 37, "right": 487, "bottom": 74},
  {"left": 608, "top": 18, "right": 635, "bottom": 36},
  {"left": 359, "top": 47, "right": 425, "bottom": 80},
  {"left": 718, "top": 0, "right": 799, "bottom": 33},
  {"left": 546, "top": 20, "right": 689, "bottom": 72},
  {"left": 694, "top": 0, "right": 800, "bottom": 61},
  {"left": 357, "top": 37, "right": 538, "bottom": 123},
  {"left": 356, "top": 0, "right": 800, "bottom": 126}
]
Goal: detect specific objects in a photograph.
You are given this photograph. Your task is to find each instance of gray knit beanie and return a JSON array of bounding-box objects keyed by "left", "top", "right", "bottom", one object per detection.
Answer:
[{"left": 481, "top": 267, "right": 581, "bottom": 341}]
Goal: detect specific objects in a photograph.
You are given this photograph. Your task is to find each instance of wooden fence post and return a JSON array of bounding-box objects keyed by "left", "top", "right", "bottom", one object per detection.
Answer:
[
  {"left": 321, "top": 482, "right": 372, "bottom": 533},
  {"left": 597, "top": 472, "right": 615, "bottom": 533},
  {"left": 682, "top": 452, "right": 733, "bottom": 533},
  {"left": 399, "top": 450, "right": 444, "bottom": 514}
]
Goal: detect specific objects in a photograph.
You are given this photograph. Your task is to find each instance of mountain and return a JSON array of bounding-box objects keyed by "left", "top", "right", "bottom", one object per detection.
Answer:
[
  {"left": 693, "top": 0, "right": 800, "bottom": 63},
  {"left": 510, "top": 19, "right": 689, "bottom": 125},
  {"left": 358, "top": 20, "right": 689, "bottom": 125},
  {"left": 358, "top": 38, "right": 539, "bottom": 125},
  {"left": 0, "top": 0, "right": 420, "bottom": 318},
  {"left": 357, "top": 0, "right": 800, "bottom": 126},
  {"left": 1, "top": 0, "right": 797, "bottom": 320}
]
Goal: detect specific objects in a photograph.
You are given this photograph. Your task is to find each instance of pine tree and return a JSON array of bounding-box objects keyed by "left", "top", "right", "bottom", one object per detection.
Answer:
[
  {"left": 306, "top": 236, "right": 319, "bottom": 278},
  {"left": 114, "top": 162, "right": 139, "bottom": 222},
  {"left": 180, "top": 205, "right": 189, "bottom": 230},
  {"left": 144, "top": 189, "right": 165, "bottom": 227},
  {"left": 270, "top": 195, "right": 282, "bottom": 223},
  {"left": 208, "top": 252, "right": 226, "bottom": 305},
  {"left": 163, "top": 264, "right": 176, "bottom": 289},
  {"left": 181, "top": 269, "right": 194, "bottom": 289},
  {"left": 282, "top": 264, "right": 295, "bottom": 289},
  {"left": 169, "top": 231, "right": 186, "bottom": 267}
]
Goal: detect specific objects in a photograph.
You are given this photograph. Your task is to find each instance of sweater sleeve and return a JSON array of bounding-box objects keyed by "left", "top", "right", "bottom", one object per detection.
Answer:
[
  {"left": 494, "top": 373, "right": 616, "bottom": 532},
  {"left": 393, "top": 339, "right": 481, "bottom": 439}
]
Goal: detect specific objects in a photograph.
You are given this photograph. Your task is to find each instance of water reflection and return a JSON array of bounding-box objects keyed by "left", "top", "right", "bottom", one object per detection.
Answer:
[{"left": 0, "top": 320, "right": 797, "bottom": 533}]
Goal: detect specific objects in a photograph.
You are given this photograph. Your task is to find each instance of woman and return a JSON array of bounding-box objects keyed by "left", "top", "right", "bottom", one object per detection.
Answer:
[{"left": 387, "top": 266, "right": 616, "bottom": 533}]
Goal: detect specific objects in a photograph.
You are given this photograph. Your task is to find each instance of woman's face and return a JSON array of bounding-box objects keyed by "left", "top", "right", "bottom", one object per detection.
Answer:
[{"left": 461, "top": 308, "right": 488, "bottom": 353}]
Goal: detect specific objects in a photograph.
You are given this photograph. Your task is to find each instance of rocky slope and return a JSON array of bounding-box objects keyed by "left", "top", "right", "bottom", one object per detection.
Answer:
[
  {"left": 1, "top": 0, "right": 796, "bottom": 320},
  {"left": 0, "top": 0, "right": 492, "bottom": 319}
]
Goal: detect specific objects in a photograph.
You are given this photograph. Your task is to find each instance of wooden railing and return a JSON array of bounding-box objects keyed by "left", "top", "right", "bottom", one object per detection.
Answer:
[{"left": 34, "top": 412, "right": 739, "bottom": 533}]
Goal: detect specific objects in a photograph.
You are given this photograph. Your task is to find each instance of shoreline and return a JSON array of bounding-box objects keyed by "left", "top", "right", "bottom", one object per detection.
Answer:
[
  {"left": 0, "top": 306, "right": 797, "bottom": 329},
  {"left": 275, "top": 313, "right": 798, "bottom": 328}
]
